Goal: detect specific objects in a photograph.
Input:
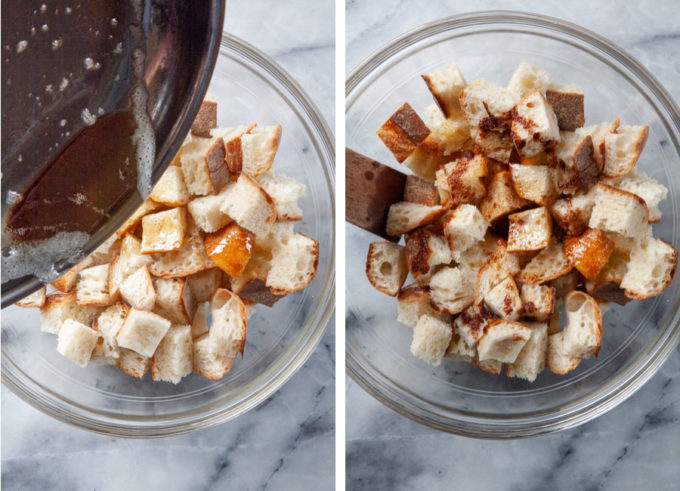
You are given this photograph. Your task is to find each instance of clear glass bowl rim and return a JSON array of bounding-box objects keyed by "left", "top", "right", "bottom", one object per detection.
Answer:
[
  {"left": 1, "top": 31, "right": 336, "bottom": 438},
  {"left": 345, "top": 10, "right": 680, "bottom": 438}
]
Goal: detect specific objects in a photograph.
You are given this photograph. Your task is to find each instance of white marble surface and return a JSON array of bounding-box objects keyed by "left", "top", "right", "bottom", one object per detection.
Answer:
[
  {"left": 346, "top": 1, "right": 680, "bottom": 490},
  {"left": 1, "top": 1, "right": 335, "bottom": 489}
]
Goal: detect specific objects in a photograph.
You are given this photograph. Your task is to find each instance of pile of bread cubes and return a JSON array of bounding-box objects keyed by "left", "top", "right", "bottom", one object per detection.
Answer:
[
  {"left": 15, "top": 96, "right": 319, "bottom": 384},
  {"left": 365, "top": 61, "right": 677, "bottom": 381}
]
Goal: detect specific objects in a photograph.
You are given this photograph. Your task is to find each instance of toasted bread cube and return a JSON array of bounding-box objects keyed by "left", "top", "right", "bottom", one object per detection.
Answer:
[
  {"left": 56, "top": 318, "right": 99, "bottom": 367},
  {"left": 545, "top": 83, "right": 585, "bottom": 131},
  {"left": 457, "top": 234, "right": 498, "bottom": 286},
  {"left": 256, "top": 173, "right": 306, "bottom": 221},
  {"left": 550, "top": 193, "right": 595, "bottom": 237},
  {"left": 424, "top": 104, "right": 471, "bottom": 156},
  {"left": 507, "top": 207, "right": 552, "bottom": 252},
  {"left": 474, "top": 239, "right": 522, "bottom": 305},
  {"left": 152, "top": 325, "right": 193, "bottom": 384},
  {"left": 511, "top": 91, "right": 560, "bottom": 158},
  {"left": 204, "top": 223, "right": 254, "bottom": 278},
  {"left": 506, "top": 322, "right": 548, "bottom": 382},
  {"left": 108, "top": 234, "right": 153, "bottom": 298},
  {"left": 191, "top": 96, "right": 217, "bottom": 137},
  {"left": 118, "top": 265, "right": 156, "bottom": 311},
  {"left": 149, "top": 220, "right": 215, "bottom": 278},
  {"left": 117, "top": 308, "right": 172, "bottom": 357},
  {"left": 187, "top": 192, "right": 232, "bottom": 233},
  {"left": 507, "top": 61, "right": 550, "bottom": 96},
  {"left": 76, "top": 264, "right": 113, "bottom": 306},
  {"left": 477, "top": 320, "right": 532, "bottom": 364},
  {"left": 434, "top": 153, "right": 488, "bottom": 209},
  {"left": 559, "top": 291, "right": 602, "bottom": 358},
  {"left": 208, "top": 288, "right": 248, "bottom": 356},
  {"left": 422, "top": 63, "right": 467, "bottom": 118},
  {"left": 603, "top": 125, "right": 649, "bottom": 177},
  {"left": 397, "top": 284, "right": 438, "bottom": 328},
  {"left": 404, "top": 228, "right": 451, "bottom": 286},
  {"left": 141, "top": 207, "right": 187, "bottom": 254},
  {"left": 402, "top": 136, "right": 452, "bottom": 181},
  {"left": 212, "top": 124, "right": 258, "bottom": 174},
  {"left": 117, "top": 348, "right": 151, "bottom": 378},
  {"left": 403, "top": 174, "right": 438, "bottom": 206},
  {"left": 186, "top": 268, "right": 223, "bottom": 303},
  {"left": 191, "top": 303, "right": 209, "bottom": 338},
  {"left": 192, "top": 333, "right": 234, "bottom": 379},
  {"left": 430, "top": 267, "right": 474, "bottom": 314},
  {"left": 554, "top": 132, "right": 598, "bottom": 194},
  {"left": 116, "top": 199, "right": 163, "bottom": 237},
  {"left": 266, "top": 233, "right": 319, "bottom": 295},
  {"left": 150, "top": 166, "right": 191, "bottom": 207},
  {"left": 576, "top": 119, "right": 620, "bottom": 171},
  {"left": 483, "top": 275, "right": 522, "bottom": 320},
  {"left": 15, "top": 286, "right": 47, "bottom": 308},
  {"left": 239, "top": 126, "right": 282, "bottom": 177},
  {"left": 443, "top": 204, "right": 489, "bottom": 259},
  {"left": 366, "top": 241, "right": 408, "bottom": 296},
  {"left": 516, "top": 241, "right": 574, "bottom": 284},
  {"left": 385, "top": 202, "right": 445, "bottom": 236},
  {"left": 410, "top": 314, "right": 452, "bottom": 366},
  {"left": 446, "top": 329, "right": 476, "bottom": 362},
  {"left": 40, "top": 292, "right": 103, "bottom": 334},
  {"left": 479, "top": 170, "right": 530, "bottom": 223},
  {"left": 563, "top": 228, "right": 615, "bottom": 280},
  {"left": 621, "top": 237, "right": 678, "bottom": 299},
  {"left": 606, "top": 171, "right": 668, "bottom": 223},
  {"left": 180, "top": 135, "right": 229, "bottom": 196},
  {"left": 377, "top": 102, "right": 431, "bottom": 163},
  {"left": 459, "top": 79, "right": 519, "bottom": 129},
  {"left": 509, "top": 164, "right": 558, "bottom": 206},
  {"left": 219, "top": 173, "right": 276, "bottom": 236},
  {"left": 153, "top": 277, "right": 195, "bottom": 324},
  {"left": 474, "top": 130, "right": 514, "bottom": 163},
  {"left": 589, "top": 183, "right": 649, "bottom": 238},
  {"left": 520, "top": 283, "right": 555, "bottom": 322},
  {"left": 450, "top": 304, "right": 491, "bottom": 350},
  {"left": 546, "top": 331, "right": 582, "bottom": 374}
]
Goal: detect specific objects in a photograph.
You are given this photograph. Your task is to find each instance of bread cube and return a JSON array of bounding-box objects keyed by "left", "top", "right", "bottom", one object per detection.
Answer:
[
  {"left": 516, "top": 241, "right": 574, "bottom": 284},
  {"left": 554, "top": 132, "right": 598, "bottom": 194},
  {"left": 208, "top": 288, "right": 248, "bottom": 357},
  {"left": 149, "top": 220, "right": 215, "bottom": 278},
  {"left": 116, "top": 199, "right": 163, "bottom": 237},
  {"left": 506, "top": 322, "right": 548, "bottom": 382},
  {"left": 603, "top": 125, "right": 649, "bottom": 177},
  {"left": 40, "top": 292, "right": 103, "bottom": 334},
  {"left": 563, "top": 228, "right": 615, "bottom": 280},
  {"left": 150, "top": 166, "right": 191, "bottom": 207},
  {"left": 589, "top": 183, "right": 649, "bottom": 238},
  {"left": 509, "top": 164, "right": 558, "bottom": 206},
  {"left": 117, "top": 348, "right": 151, "bottom": 378},
  {"left": 459, "top": 79, "right": 519, "bottom": 129},
  {"left": 550, "top": 193, "right": 595, "bottom": 237},
  {"left": 559, "top": 291, "right": 602, "bottom": 358},
  {"left": 366, "top": 241, "right": 408, "bottom": 296},
  {"left": 397, "top": 284, "right": 437, "bottom": 328},
  {"left": 520, "top": 283, "right": 555, "bottom": 322},
  {"left": 192, "top": 333, "right": 234, "bottom": 379},
  {"left": 50, "top": 256, "right": 94, "bottom": 293},
  {"left": 483, "top": 275, "right": 522, "bottom": 320},
  {"left": 180, "top": 135, "right": 229, "bottom": 196},
  {"left": 385, "top": 202, "right": 445, "bottom": 236},
  {"left": 443, "top": 204, "right": 489, "bottom": 259},
  {"left": 90, "top": 336, "right": 119, "bottom": 366},
  {"left": 403, "top": 174, "right": 438, "bottom": 206},
  {"left": 507, "top": 61, "right": 550, "bottom": 97},
  {"left": 75, "top": 264, "right": 112, "bottom": 306},
  {"left": 424, "top": 104, "right": 471, "bottom": 156},
  {"left": 266, "top": 233, "right": 319, "bottom": 295},
  {"left": 546, "top": 331, "right": 582, "bottom": 375},
  {"left": 230, "top": 253, "right": 282, "bottom": 307},
  {"left": 191, "top": 303, "right": 209, "bottom": 338},
  {"left": 507, "top": 207, "right": 552, "bottom": 252},
  {"left": 429, "top": 267, "right": 474, "bottom": 314},
  {"left": 152, "top": 325, "right": 193, "bottom": 384},
  {"left": 116, "top": 308, "right": 172, "bottom": 357},
  {"left": 456, "top": 234, "right": 498, "bottom": 283},
  {"left": 410, "top": 314, "right": 452, "bottom": 366},
  {"left": 606, "top": 171, "right": 668, "bottom": 222},
  {"left": 91, "top": 304, "right": 127, "bottom": 363},
  {"left": 187, "top": 192, "right": 232, "bottom": 233},
  {"left": 212, "top": 124, "right": 257, "bottom": 174},
  {"left": 621, "top": 237, "right": 678, "bottom": 299},
  {"left": 434, "top": 153, "right": 488, "bottom": 209},
  {"left": 511, "top": 91, "right": 560, "bottom": 157},
  {"left": 575, "top": 118, "right": 620, "bottom": 171},
  {"left": 108, "top": 234, "right": 153, "bottom": 298},
  {"left": 240, "top": 125, "right": 282, "bottom": 177},
  {"left": 479, "top": 170, "right": 530, "bottom": 223},
  {"left": 422, "top": 63, "right": 467, "bottom": 118},
  {"left": 141, "top": 207, "right": 187, "bottom": 254},
  {"left": 402, "top": 136, "right": 452, "bottom": 182},
  {"left": 56, "top": 318, "right": 99, "bottom": 367},
  {"left": 545, "top": 83, "right": 585, "bottom": 131},
  {"left": 451, "top": 304, "right": 491, "bottom": 349},
  {"left": 203, "top": 223, "right": 253, "bottom": 278},
  {"left": 119, "top": 266, "right": 156, "bottom": 311},
  {"left": 153, "top": 277, "right": 195, "bottom": 325},
  {"left": 89, "top": 234, "right": 122, "bottom": 266},
  {"left": 219, "top": 173, "right": 276, "bottom": 236},
  {"left": 376, "top": 102, "right": 431, "bottom": 163},
  {"left": 474, "top": 130, "right": 514, "bottom": 163},
  {"left": 256, "top": 173, "right": 306, "bottom": 221},
  {"left": 191, "top": 96, "right": 217, "bottom": 137},
  {"left": 15, "top": 286, "right": 47, "bottom": 308},
  {"left": 473, "top": 358, "right": 503, "bottom": 375},
  {"left": 474, "top": 239, "right": 522, "bottom": 305},
  {"left": 186, "top": 268, "right": 223, "bottom": 303},
  {"left": 477, "top": 320, "right": 532, "bottom": 364},
  {"left": 404, "top": 228, "right": 451, "bottom": 286}
]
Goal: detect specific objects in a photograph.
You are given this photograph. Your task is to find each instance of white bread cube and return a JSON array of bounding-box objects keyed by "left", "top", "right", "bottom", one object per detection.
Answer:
[
  {"left": 365, "top": 241, "right": 408, "bottom": 296},
  {"left": 443, "top": 204, "right": 489, "bottom": 259},
  {"left": 509, "top": 164, "right": 558, "bottom": 206},
  {"left": 56, "top": 318, "right": 99, "bottom": 367},
  {"left": 108, "top": 234, "right": 153, "bottom": 298},
  {"left": 506, "top": 322, "right": 548, "bottom": 382},
  {"left": 507, "top": 61, "right": 550, "bottom": 96},
  {"left": 385, "top": 202, "right": 445, "bottom": 236},
  {"left": 511, "top": 91, "right": 560, "bottom": 157},
  {"left": 219, "top": 173, "right": 276, "bottom": 236},
  {"left": 520, "top": 283, "right": 555, "bottom": 322},
  {"left": 603, "top": 125, "right": 649, "bottom": 177},
  {"left": 404, "top": 228, "right": 451, "bottom": 285},
  {"left": 516, "top": 241, "right": 574, "bottom": 284},
  {"left": 560, "top": 291, "right": 602, "bottom": 358},
  {"left": 51, "top": 256, "right": 94, "bottom": 293},
  {"left": 180, "top": 135, "right": 229, "bottom": 196},
  {"left": 377, "top": 102, "right": 431, "bottom": 163},
  {"left": 575, "top": 118, "right": 620, "bottom": 171},
  {"left": 186, "top": 268, "right": 223, "bottom": 303},
  {"left": 589, "top": 183, "right": 649, "bottom": 238},
  {"left": 150, "top": 166, "right": 191, "bottom": 207},
  {"left": 91, "top": 303, "right": 127, "bottom": 363},
  {"left": 266, "top": 233, "right": 319, "bottom": 295},
  {"left": 40, "top": 292, "right": 103, "bottom": 334},
  {"left": 256, "top": 173, "right": 306, "bottom": 221},
  {"left": 117, "top": 348, "right": 151, "bottom": 378},
  {"left": 149, "top": 220, "right": 215, "bottom": 278},
  {"left": 429, "top": 266, "right": 474, "bottom": 315},
  {"left": 90, "top": 335, "right": 119, "bottom": 366},
  {"left": 456, "top": 234, "right": 498, "bottom": 283},
  {"left": 474, "top": 130, "right": 514, "bottom": 163},
  {"left": 141, "top": 207, "right": 187, "bottom": 254},
  {"left": 240, "top": 126, "right": 282, "bottom": 177},
  {"left": 507, "top": 207, "right": 552, "bottom": 252},
  {"left": 119, "top": 266, "right": 156, "bottom": 311},
  {"left": 116, "top": 308, "right": 171, "bottom": 357},
  {"left": 153, "top": 277, "right": 195, "bottom": 324},
  {"left": 477, "top": 319, "right": 531, "bottom": 364},
  {"left": 605, "top": 172, "right": 667, "bottom": 222},
  {"left": 424, "top": 105, "right": 471, "bottom": 156},
  {"left": 89, "top": 234, "right": 122, "bottom": 265},
  {"left": 479, "top": 170, "right": 530, "bottom": 223},
  {"left": 483, "top": 275, "right": 522, "bottom": 320},
  {"left": 116, "top": 199, "right": 163, "bottom": 237},
  {"left": 550, "top": 192, "right": 595, "bottom": 236},
  {"left": 15, "top": 286, "right": 46, "bottom": 308},
  {"left": 459, "top": 79, "right": 520, "bottom": 128},
  {"left": 422, "top": 64, "right": 467, "bottom": 118},
  {"left": 434, "top": 153, "right": 488, "bottom": 209},
  {"left": 473, "top": 358, "right": 503, "bottom": 375},
  {"left": 621, "top": 237, "right": 677, "bottom": 299},
  {"left": 402, "top": 136, "right": 452, "bottom": 181},
  {"left": 554, "top": 132, "right": 598, "bottom": 194},
  {"left": 446, "top": 330, "right": 476, "bottom": 362},
  {"left": 209, "top": 288, "right": 248, "bottom": 357},
  {"left": 397, "top": 284, "right": 438, "bottom": 328},
  {"left": 545, "top": 83, "right": 585, "bottom": 131},
  {"left": 151, "top": 325, "right": 193, "bottom": 384},
  {"left": 192, "top": 333, "right": 234, "bottom": 379},
  {"left": 187, "top": 192, "right": 232, "bottom": 233},
  {"left": 546, "top": 331, "right": 582, "bottom": 375},
  {"left": 191, "top": 303, "right": 209, "bottom": 338},
  {"left": 410, "top": 314, "right": 452, "bottom": 366},
  {"left": 212, "top": 123, "right": 257, "bottom": 173}
]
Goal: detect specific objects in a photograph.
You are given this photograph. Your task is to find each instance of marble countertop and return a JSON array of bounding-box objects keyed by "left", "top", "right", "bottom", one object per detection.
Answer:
[
  {"left": 346, "top": 1, "right": 680, "bottom": 490},
  {"left": 1, "top": 1, "right": 335, "bottom": 490}
]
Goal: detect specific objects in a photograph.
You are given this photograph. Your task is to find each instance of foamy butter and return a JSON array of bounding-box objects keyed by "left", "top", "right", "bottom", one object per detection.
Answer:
[{"left": 130, "top": 47, "right": 155, "bottom": 197}]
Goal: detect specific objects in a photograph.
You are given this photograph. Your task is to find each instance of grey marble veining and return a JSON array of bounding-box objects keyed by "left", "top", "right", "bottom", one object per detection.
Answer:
[
  {"left": 346, "top": 1, "right": 680, "bottom": 490},
  {"left": 1, "top": 1, "right": 335, "bottom": 490}
]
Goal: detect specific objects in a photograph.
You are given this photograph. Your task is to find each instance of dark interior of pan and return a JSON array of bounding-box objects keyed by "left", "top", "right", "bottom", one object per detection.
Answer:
[{"left": 1, "top": 0, "right": 225, "bottom": 306}]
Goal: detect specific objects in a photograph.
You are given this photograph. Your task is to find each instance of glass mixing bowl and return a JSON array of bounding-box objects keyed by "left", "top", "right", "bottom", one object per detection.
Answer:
[
  {"left": 2, "top": 32, "right": 335, "bottom": 437},
  {"left": 346, "top": 11, "right": 680, "bottom": 438}
]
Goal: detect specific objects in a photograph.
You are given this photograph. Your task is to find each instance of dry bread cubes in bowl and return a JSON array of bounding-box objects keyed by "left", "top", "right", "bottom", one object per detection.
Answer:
[
  {"left": 2, "top": 33, "right": 334, "bottom": 437},
  {"left": 346, "top": 11, "right": 680, "bottom": 438}
]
